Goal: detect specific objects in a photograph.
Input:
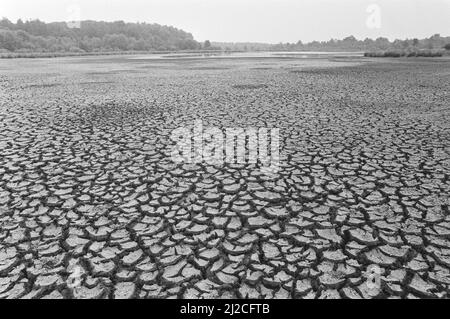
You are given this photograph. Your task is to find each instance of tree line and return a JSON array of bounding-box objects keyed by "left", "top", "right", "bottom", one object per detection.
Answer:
[
  {"left": 271, "top": 35, "right": 450, "bottom": 52},
  {"left": 216, "top": 35, "right": 450, "bottom": 52},
  {"left": 0, "top": 18, "right": 206, "bottom": 53},
  {"left": 1, "top": 18, "right": 449, "bottom": 54}
]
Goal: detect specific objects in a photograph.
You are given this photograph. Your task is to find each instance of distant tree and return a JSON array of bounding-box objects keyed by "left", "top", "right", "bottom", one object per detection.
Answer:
[
  {"left": 401, "top": 40, "right": 410, "bottom": 49},
  {"left": 0, "top": 19, "right": 200, "bottom": 53},
  {"left": 216, "top": 35, "right": 450, "bottom": 53},
  {"left": 16, "top": 19, "right": 24, "bottom": 29},
  {"left": 445, "top": 43, "right": 450, "bottom": 51},
  {"left": 104, "top": 34, "right": 129, "bottom": 50},
  {"left": 133, "top": 39, "right": 149, "bottom": 51},
  {"left": 203, "top": 40, "right": 211, "bottom": 49},
  {"left": 0, "top": 18, "right": 14, "bottom": 30},
  {"left": 176, "top": 38, "right": 199, "bottom": 50},
  {"left": 374, "top": 37, "right": 390, "bottom": 50},
  {"left": 0, "top": 30, "right": 21, "bottom": 51},
  {"left": 343, "top": 35, "right": 357, "bottom": 42}
]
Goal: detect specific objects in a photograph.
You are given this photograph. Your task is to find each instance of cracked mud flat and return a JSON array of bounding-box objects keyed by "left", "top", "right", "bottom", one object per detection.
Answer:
[{"left": 0, "top": 55, "right": 449, "bottom": 299}]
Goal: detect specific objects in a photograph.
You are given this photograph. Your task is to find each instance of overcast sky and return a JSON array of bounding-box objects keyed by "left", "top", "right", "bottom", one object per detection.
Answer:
[{"left": 1, "top": 0, "right": 449, "bottom": 43}]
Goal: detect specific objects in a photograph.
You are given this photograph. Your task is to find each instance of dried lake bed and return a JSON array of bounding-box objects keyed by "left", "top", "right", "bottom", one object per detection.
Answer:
[{"left": 0, "top": 54, "right": 449, "bottom": 299}]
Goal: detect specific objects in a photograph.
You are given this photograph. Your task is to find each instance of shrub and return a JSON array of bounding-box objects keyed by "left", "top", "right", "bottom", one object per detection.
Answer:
[
  {"left": 416, "top": 50, "right": 443, "bottom": 57},
  {"left": 383, "top": 51, "right": 403, "bottom": 57},
  {"left": 364, "top": 49, "right": 443, "bottom": 58}
]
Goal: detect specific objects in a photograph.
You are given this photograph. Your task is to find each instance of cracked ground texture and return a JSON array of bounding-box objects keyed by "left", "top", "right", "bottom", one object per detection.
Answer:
[{"left": 0, "top": 55, "right": 449, "bottom": 299}]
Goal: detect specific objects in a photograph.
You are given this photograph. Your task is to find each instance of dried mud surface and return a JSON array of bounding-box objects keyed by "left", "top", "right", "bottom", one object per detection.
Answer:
[{"left": 0, "top": 56, "right": 449, "bottom": 299}]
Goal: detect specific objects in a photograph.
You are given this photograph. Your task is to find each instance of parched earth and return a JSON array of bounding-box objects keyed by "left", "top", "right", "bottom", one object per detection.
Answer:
[{"left": 0, "top": 56, "right": 449, "bottom": 299}]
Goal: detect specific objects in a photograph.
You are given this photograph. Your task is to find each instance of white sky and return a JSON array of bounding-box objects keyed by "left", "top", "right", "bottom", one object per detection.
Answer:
[{"left": 1, "top": 0, "right": 449, "bottom": 43}]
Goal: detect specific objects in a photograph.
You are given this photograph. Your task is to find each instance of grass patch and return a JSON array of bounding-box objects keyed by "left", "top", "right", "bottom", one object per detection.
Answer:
[
  {"left": 232, "top": 84, "right": 268, "bottom": 90},
  {"left": 251, "top": 67, "right": 273, "bottom": 70},
  {"left": 364, "top": 49, "right": 444, "bottom": 58},
  {"left": 24, "top": 83, "right": 61, "bottom": 88},
  {"left": 78, "top": 81, "right": 115, "bottom": 85},
  {"left": 289, "top": 69, "right": 335, "bottom": 75},
  {"left": 189, "top": 66, "right": 230, "bottom": 70},
  {"left": 0, "top": 49, "right": 229, "bottom": 59}
]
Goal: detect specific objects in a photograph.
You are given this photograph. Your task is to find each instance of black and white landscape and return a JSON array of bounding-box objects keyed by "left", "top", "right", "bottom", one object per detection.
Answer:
[{"left": 0, "top": 0, "right": 449, "bottom": 300}]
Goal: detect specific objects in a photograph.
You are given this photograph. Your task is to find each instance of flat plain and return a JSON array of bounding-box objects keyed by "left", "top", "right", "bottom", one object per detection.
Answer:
[{"left": 0, "top": 54, "right": 449, "bottom": 299}]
